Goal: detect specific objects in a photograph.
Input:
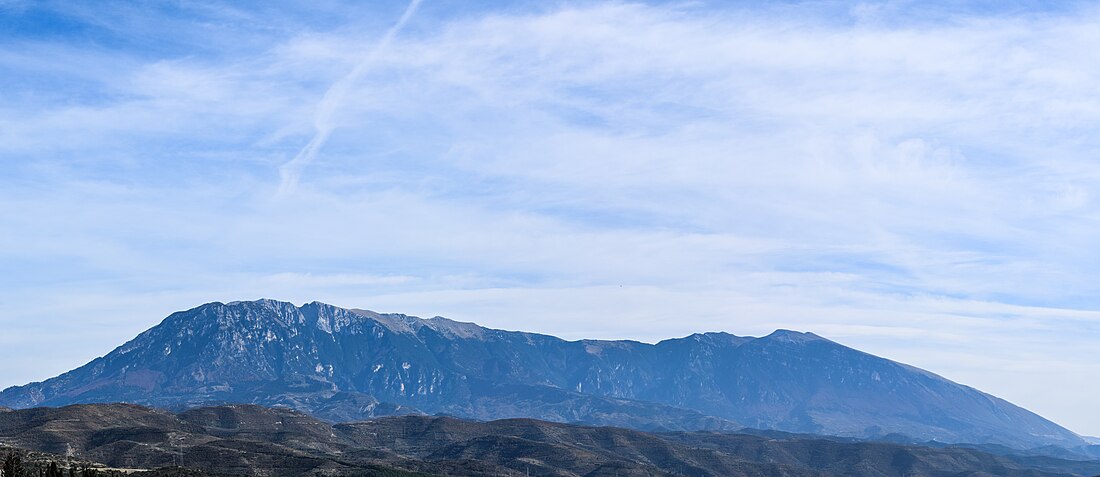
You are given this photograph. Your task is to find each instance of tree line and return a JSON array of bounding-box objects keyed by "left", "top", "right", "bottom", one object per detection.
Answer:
[{"left": 2, "top": 452, "right": 101, "bottom": 477}]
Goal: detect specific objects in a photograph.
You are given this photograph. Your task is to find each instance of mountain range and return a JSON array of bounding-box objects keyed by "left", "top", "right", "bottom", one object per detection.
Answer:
[{"left": 0, "top": 299, "right": 1086, "bottom": 451}]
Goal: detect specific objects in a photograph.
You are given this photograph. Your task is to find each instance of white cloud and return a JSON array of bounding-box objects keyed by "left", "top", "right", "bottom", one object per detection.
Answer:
[{"left": 278, "top": 0, "right": 423, "bottom": 196}]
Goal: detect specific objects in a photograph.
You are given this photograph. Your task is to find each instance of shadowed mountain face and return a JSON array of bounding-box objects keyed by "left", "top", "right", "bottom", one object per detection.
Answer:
[
  {"left": 2, "top": 404, "right": 1099, "bottom": 477},
  {"left": 0, "top": 299, "right": 1084, "bottom": 449}
]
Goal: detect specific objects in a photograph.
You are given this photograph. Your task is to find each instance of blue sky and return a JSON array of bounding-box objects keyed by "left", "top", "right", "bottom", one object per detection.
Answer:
[{"left": 2, "top": 0, "right": 1099, "bottom": 435}]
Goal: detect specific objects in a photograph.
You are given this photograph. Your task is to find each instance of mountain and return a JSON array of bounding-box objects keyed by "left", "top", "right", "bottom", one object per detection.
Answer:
[
  {"left": 0, "top": 299, "right": 1084, "bottom": 450},
  {"left": 2, "top": 403, "right": 1099, "bottom": 477}
]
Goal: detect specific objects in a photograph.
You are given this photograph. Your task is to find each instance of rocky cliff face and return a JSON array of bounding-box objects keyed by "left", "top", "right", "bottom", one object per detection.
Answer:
[{"left": 0, "top": 299, "right": 1084, "bottom": 449}]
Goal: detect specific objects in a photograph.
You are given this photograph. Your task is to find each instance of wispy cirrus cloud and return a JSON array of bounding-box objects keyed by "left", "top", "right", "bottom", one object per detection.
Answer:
[{"left": 277, "top": 0, "right": 423, "bottom": 196}]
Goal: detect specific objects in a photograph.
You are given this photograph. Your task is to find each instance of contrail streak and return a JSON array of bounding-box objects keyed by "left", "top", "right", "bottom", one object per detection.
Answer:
[{"left": 277, "top": 0, "right": 424, "bottom": 196}]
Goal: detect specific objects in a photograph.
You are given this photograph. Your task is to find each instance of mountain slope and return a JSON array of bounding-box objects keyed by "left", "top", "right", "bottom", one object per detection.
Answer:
[
  {"left": 2, "top": 403, "right": 1099, "bottom": 477},
  {"left": 0, "top": 299, "right": 1083, "bottom": 449}
]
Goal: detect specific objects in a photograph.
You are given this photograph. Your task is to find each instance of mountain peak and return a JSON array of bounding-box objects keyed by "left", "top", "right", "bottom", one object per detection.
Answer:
[
  {"left": 0, "top": 300, "right": 1084, "bottom": 450},
  {"left": 762, "top": 329, "right": 827, "bottom": 343},
  {"left": 223, "top": 298, "right": 292, "bottom": 307}
]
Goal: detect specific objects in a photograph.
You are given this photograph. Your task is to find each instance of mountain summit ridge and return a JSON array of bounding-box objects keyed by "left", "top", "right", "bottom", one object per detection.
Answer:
[{"left": 0, "top": 299, "right": 1084, "bottom": 450}]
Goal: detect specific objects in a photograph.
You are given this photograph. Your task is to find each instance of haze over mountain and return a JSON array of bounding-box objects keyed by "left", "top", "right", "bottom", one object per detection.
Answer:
[{"left": 0, "top": 300, "right": 1085, "bottom": 451}]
